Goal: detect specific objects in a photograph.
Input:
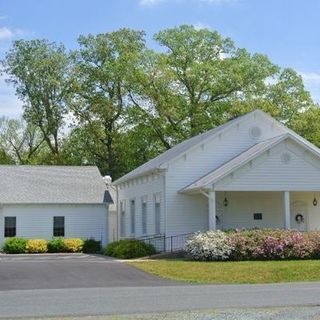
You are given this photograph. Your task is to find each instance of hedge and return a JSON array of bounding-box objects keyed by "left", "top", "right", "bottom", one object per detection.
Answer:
[
  {"left": 186, "top": 230, "right": 320, "bottom": 261},
  {"left": 1, "top": 237, "right": 101, "bottom": 254}
]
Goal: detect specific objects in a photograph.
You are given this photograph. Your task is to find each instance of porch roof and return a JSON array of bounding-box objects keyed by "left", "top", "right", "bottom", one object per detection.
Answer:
[{"left": 179, "top": 133, "right": 318, "bottom": 193}]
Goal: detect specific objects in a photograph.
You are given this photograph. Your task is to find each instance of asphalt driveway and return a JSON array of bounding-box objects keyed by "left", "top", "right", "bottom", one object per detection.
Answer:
[{"left": 0, "top": 254, "right": 175, "bottom": 290}]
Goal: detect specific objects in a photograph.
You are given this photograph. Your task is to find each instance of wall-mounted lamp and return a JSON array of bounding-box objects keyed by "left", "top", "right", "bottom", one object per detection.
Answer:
[
  {"left": 223, "top": 192, "right": 229, "bottom": 207},
  {"left": 313, "top": 193, "right": 318, "bottom": 206}
]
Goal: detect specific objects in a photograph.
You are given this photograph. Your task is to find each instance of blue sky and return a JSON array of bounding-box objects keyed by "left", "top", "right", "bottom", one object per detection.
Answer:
[{"left": 1, "top": 0, "right": 320, "bottom": 117}]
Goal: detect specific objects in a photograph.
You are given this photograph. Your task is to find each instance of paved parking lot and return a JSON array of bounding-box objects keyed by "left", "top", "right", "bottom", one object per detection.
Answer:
[{"left": 0, "top": 254, "right": 175, "bottom": 290}]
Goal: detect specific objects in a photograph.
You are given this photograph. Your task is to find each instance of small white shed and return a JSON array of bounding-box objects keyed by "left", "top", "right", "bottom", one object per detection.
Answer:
[{"left": 0, "top": 165, "right": 113, "bottom": 247}]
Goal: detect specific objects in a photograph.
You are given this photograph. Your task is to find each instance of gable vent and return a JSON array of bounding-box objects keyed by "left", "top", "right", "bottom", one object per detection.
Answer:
[{"left": 250, "top": 126, "right": 262, "bottom": 138}]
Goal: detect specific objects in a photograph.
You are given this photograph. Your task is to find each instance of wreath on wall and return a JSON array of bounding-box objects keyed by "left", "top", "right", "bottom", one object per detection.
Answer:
[{"left": 295, "top": 214, "right": 304, "bottom": 223}]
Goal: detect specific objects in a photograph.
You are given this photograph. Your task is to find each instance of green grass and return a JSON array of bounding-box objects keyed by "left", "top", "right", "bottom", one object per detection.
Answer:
[{"left": 128, "top": 259, "right": 320, "bottom": 284}]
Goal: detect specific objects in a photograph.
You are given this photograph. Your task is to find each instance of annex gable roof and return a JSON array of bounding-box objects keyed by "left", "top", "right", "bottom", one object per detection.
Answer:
[
  {"left": 180, "top": 132, "right": 320, "bottom": 193},
  {"left": 0, "top": 165, "right": 113, "bottom": 204}
]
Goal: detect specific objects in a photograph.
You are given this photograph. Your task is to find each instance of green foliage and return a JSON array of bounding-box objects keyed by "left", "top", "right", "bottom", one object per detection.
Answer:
[
  {"left": 104, "top": 239, "right": 156, "bottom": 259},
  {"left": 2, "top": 39, "right": 71, "bottom": 160},
  {"left": 47, "top": 238, "right": 65, "bottom": 253},
  {"left": 1, "top": 26, "right": 317, "bottom": 175},
  {"left": 103, "top": 240, "right": 119, "bottom": 256},
  {"left": 2, "top": 237, "right": 27, "bottom": 254},
  {"left": 70, "top": 29, "right": 146, "bottom": 178},
  {"left": 82, "top": 238, "right": 101, "bottom": 253}
]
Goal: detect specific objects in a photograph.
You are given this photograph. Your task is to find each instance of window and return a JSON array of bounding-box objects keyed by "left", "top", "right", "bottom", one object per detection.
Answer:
[
  {"left": 120, "top": 201, "right": 126, "bottom": 237},
  {"left": 53, "top": 216, "right": 65, "bottom": 237},
  {"left": 253, "top": 213, "right": 263, "bottom": 220},
  {"left": 4, "top": 217, "right": 16, "bottom": 237},
  {"left": 141, "top": 196, "right": 147, "bottom": 234},
  {"left": 130, "top": 199, "right": 136, "bottom": 234},
  {"left": 154, "top": 194, "right": 161, "bottom": 234}
]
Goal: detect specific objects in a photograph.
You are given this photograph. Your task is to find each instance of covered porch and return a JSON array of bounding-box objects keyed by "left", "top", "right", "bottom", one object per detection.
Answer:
[
  {"left": 205, "top": 191, "right": 320, "bottom": 232},
  {"left": 179, "top": 133, "right": 320, "bottom": 232}
]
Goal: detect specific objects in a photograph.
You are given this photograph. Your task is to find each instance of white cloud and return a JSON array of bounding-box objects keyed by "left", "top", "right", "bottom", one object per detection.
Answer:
[
  {"left": 139, "top": 0, "right": 164, "bottom": 5},
  {"left": 299, "top": 72, "right": 320, "bottom": 103},
  {"left": 0, "top": 26, "right": 30, "bottom": 42},
  {"left": 0, "top": 27, "right": 13, "bottom": 40},
  {"left": 193, "top": 22, "right": 211, "bottom": 30}
]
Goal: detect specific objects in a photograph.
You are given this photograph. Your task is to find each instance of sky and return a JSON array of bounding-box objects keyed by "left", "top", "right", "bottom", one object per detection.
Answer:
[{"left": 0, "top": 0, "right": 320, "bottom": 117}]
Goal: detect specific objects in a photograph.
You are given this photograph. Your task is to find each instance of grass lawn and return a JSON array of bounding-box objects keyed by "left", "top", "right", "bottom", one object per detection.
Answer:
[{"left": 128, "top": 259, "right": 320, "bottom": 284}]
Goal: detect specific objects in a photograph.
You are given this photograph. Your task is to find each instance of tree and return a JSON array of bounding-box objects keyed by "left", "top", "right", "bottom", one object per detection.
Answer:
[
  {"left": 129, "top": 25, "right": 279, "bottom": 149},
  {"left": 0, "top": 117, "right": 44, "bottom": 164},
  {"left": 71, "top": 29, "right": 146, "bottom": 178},
  {"left": 1, "top": 39, "right": 71, "bottom": 160}
]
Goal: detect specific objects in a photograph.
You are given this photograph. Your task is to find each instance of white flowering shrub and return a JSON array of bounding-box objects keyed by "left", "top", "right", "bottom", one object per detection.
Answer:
[{"left": 185, "top": 230, "right": 234, "bottom": 261}]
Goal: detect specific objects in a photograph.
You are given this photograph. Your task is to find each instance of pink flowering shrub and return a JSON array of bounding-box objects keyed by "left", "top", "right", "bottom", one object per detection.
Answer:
[
  {"left": 186, "top": 229, "right": 320, "bottom": 261},
  {"left": 252, "top": 231, "right": 314, "bottom": 260}
]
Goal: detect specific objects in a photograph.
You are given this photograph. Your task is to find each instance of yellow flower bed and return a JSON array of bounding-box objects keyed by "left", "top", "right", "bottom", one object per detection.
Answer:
[
  {"left": 63, "top": 238, "right": 84, "bottom": 252},
  {"left": 26, "top": 239, "right": 48, "bottom": 253}
]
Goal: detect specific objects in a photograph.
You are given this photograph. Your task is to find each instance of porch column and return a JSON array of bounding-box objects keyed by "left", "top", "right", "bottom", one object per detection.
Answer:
[
  {"left": 208, "top": 190, "right": 216, "bottom": 230},
  {"left": 284, "top": 191, "right": 291, "bottom": 229}
]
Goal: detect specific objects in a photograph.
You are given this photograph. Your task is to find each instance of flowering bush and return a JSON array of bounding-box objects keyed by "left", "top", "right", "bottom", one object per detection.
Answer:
[
  {"left": 186, "top": 229, "right": 320, "bottom": 261},
  {"left": 26, "top": 239, "right": 48, "bottom": 253},
  {"left": 185, "top": 230, "right": 234, "bottom": 261},
  {"left": 63, "top": 238, "right": 84, "bottom": 252}
]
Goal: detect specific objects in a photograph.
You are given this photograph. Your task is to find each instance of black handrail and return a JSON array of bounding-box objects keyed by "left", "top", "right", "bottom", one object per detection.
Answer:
[{"left": 137, "top": 232, "right": 195, "bottom": 253}]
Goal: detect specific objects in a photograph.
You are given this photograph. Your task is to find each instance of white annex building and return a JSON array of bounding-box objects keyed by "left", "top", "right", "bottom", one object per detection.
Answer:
[
  {"left": 114, "top": 109, "right": 320, "bottom": 239},
  {"left": 0, "top": 166, "right": 113, "bottom": 247}
]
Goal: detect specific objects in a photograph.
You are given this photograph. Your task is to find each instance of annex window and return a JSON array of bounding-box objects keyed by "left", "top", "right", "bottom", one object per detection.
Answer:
[
  {"left": 154, "top": 193, "right": 161, "bottom": 234},
  {"left": 253, "top": 213, "right": 263, "bottom": 220},
  {"left": 53, "top": 216, "right": 65, "bottom": 237},
  {"left": 120, "top": 201, "right": 126, "bottom": 237},
  {"left": 141, "top": 196, "right": 147, "bottom": 234},
  {"left": 130, "top": 199, "right": 136, "bottom": 234},
  {"left": 4, "top": 217, "right": 16, "bottom": 237}
]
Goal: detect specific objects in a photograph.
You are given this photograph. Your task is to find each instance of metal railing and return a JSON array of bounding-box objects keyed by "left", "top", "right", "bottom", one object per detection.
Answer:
[
  {"left": 165, "top": 232, "right": 194, "bottom": 252},
  {"left": 137, "top": 232, "right": 194, "bottom": 253},
  {"left": 136, "top": 234, "right": 166, "bottom": 253}
]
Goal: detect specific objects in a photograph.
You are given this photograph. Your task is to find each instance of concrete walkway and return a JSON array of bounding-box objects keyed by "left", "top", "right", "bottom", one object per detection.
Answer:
[{"left": 1, "top": 282, "right": 320, "bottom": 318}]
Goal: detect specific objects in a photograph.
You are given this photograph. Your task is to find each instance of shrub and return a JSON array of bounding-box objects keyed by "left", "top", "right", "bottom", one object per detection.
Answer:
[
  {"left": 47, "top": 238, "right": 65, "bottom": 253},
  {"left": 83, "top": 238, "right": 101, "bottom": 253},
  {"left": 229, "top": 229, "right": 270, "bottom": 260},
  {"left": 104, "top": 240, "right": 120, "bottom": 256},
  {"left": 186, "top": 229, "right": 320, "bottom": 261},
  {"left": 63, "top": 238, "right": 84, "bottom": 252},
  {"left": 104, "top": 239, "right": 156, "bottom": 259},
  {"left": 252, "top": 230, "right": 314, "bottom": 260},
  {"left": 2, "top": 237, "right": 27, "bottom": 254},
  {"left": 26, "top": 239, "right": 48, "bottom": 253},
  {"left": 186, "top": 230, "right": 234, "bottom": 261}
]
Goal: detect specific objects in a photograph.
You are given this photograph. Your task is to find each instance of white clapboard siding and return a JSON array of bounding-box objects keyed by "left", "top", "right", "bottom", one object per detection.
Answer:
[
  {"left": 0, "top": 204, "right": 108, "bottom": 246},
  {"left": 165, "top": 112, "right": 286, "bottom": 236},
  {"left": 216, "top": 191, "right": 284, "bottom": 230},
  {"left": 117, "top": 172, "right": 164, "bottom": 238},
  {"left": 215, "top": 139, "right": 320, "bottom": 191}
]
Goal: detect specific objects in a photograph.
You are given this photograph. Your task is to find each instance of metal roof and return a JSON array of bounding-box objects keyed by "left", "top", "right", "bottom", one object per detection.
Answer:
[{"left": 0, "top": 165, "right": 112, "bottom": 204}]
